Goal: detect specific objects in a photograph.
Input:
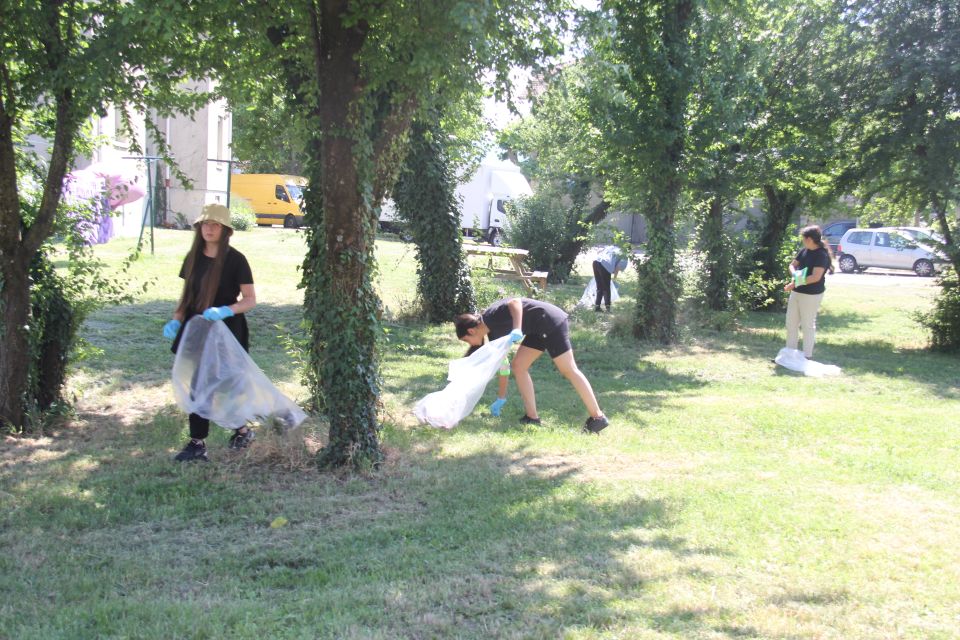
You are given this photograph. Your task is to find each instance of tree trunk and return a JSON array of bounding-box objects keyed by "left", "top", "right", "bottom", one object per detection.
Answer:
[
  {"left": 632, "top": 0, "right": 694, "bottom": 344},
  {"left": 0, "top": 266, "right": 31, "bottom": 429},
  {"left": 931, "top": 197, "right": 960, "bottom": 275},
  {"left": 700, "top": 195, "right": 729, "bottom": 311},
  {"left": 755, "top": 184, "right": 799, "bottom": 279},
  {"left": 303, "top": 1, "right": 383, "bottom": 469},
  {"left": 0, "top": 74, "right": 77, "bottom": 429},
  {"left": 634, "top": 186, "right": 681, "bottom": 343}
]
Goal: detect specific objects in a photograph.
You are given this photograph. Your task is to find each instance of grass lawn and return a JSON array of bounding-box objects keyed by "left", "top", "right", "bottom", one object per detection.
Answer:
[{"left": 2, "top": 227, "right": 959, "bottom": 639}]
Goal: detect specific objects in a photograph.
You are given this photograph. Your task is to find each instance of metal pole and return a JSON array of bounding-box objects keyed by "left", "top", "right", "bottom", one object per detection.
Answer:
[{"left": 146, "top": 159, "right": 155, "bottom": 255}]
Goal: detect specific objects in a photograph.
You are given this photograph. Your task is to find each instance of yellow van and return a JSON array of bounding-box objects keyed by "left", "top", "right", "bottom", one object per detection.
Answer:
[{"left": 230, "top": 174, "right": 307, "bottom": 228}]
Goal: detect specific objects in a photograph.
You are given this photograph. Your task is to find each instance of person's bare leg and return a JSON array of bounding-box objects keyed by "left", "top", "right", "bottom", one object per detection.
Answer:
[
  {"left": 552, "top": 350, "right": 602, "bottom": 418},
  {"left": 511, "top": 346, "right": 544, "bottom": 418}
]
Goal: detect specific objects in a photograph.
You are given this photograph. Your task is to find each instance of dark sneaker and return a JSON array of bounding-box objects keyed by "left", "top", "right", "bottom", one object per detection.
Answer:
[
  {"left": 228, "top": 428, "right": 255, "bottom": 450},
  {"left": 174, "top": 440, "right": 209, "bottom": 462},
  {"left": 583, "top": 415, "right": 609, "bottom": 434},
  {"left": 519, "top": 414, "right": 542, "bottom": 425}
]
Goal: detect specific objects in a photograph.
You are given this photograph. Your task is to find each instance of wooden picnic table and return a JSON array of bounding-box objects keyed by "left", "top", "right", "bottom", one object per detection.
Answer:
[{"left": 463, "top": 243, "right": 548, "bottom": 293}]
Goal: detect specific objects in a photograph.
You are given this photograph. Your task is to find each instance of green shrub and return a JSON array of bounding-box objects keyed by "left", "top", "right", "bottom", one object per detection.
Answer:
[
  {"left": 230, "top": 198, "right": 256, "bottom": 231},
  {"left": 504, "top": 191, "right": 579, "bottom": 283},
  {"left": 915, "top": 269, "right": 960, "bottom": 352}
]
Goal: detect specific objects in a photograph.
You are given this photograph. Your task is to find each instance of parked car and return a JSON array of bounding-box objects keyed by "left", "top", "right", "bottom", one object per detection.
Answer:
[
  {"left": 821, "top": 220, "right": 857, "bottom": 252},
  {"left": 836, "top": 227, "right": 946, "bottom": 276}
]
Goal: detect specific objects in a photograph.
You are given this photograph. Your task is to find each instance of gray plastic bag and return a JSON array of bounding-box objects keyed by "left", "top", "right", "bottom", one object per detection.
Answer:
[
  {"left": 172, "top": 318, "right": 306, "bottom": 430},
  {"left": 413, "top": 335, "right": 514, "bottom": 429}
]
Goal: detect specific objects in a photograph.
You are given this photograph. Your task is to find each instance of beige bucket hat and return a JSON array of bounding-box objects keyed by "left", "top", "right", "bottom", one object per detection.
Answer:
[{"left": 194, "top": 203, "right": 233, "bottom": 229}]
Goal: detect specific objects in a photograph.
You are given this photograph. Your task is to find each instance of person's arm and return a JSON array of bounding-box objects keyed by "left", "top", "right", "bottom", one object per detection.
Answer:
[
  {"left": 803, "top": 266, "right": 826, "bottom": 285},
  {"left": 506, "top": 298, "right": 523, "bottom": 331},
  {"left": 788, "top": 259, "right": 801, "bottom": 275},
  {"left": 229, "top": 283, "right": 257, "bottom": 315},
  {"left": 496, "top": 374, "right": 508, "bottom": 400}
]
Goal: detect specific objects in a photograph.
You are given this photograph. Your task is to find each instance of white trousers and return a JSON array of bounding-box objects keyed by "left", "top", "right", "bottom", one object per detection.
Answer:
[{"left": 785, "top": 291, "right": 824, "bottom": 358}]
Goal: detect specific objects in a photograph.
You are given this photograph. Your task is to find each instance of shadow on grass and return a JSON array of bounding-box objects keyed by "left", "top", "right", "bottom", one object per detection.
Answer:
[
  {"left": 720, "top": 312, "right": 960, "bottom": 399},
  {"left": 0, "top": 424, "right": 748, "bottom": 638}
]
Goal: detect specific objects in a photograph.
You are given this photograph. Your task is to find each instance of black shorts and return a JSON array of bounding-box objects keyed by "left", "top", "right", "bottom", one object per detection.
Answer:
[{"left": 521, "top": 319, "right": 572, "bottom": 358}]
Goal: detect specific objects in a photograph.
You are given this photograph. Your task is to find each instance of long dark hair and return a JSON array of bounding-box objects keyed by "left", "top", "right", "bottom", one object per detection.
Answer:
[
  {"left": 801, "top": 225, "right": 835, "bottom": 274},
  {"left": 176, "top": 224, "right": 234, "bottom": 316},
  {"left": 454, "top": 313, "right": 484, "bottom": 356}
]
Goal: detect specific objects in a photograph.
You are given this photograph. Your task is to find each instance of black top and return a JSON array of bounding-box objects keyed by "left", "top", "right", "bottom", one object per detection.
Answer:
[
  {"left": 171, "top": 247, "right": 254, "bottom": 353},
  {"left": 482, "top": 298, "right": 568, "bottom": 340},
  {"left": 793, "top": 247, "right": 831, "bottom": 295}
]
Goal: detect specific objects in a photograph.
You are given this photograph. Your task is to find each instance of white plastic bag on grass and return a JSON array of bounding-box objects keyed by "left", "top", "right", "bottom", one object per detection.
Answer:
[
  {"left": 172, "top": 318, "right": 307, "bottom": 430},
  {"left": 413, "top": 335, "right": 514, "bottom": 429},
  {"left": 773, "top": 347, "right": 841, "bottom": 378},
  {"left": 578, "top": 277, "right": 619, "bottom": 308}
]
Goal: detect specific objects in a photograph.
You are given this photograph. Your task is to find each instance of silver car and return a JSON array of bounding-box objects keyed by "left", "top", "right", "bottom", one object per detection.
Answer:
[{"left": 836, "top": 227, "right": 945, "bottom": 277}]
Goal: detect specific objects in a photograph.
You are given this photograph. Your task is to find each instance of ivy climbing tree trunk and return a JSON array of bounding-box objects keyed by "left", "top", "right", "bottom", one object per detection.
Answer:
[
  {"left": 699, "top": 195, "right": 729, "bottom": 311},
  {"left": 393, "top": 118, "right": 474, "bottom": 322},
  {"left": 630, "top": 0, "right": 697, "bottom": 343},
  {"left": 299, "top": 2, "right": 385, "bottom": 469},
  {"left": 634, "top": 173, "right": 682, "bottom": 343}
]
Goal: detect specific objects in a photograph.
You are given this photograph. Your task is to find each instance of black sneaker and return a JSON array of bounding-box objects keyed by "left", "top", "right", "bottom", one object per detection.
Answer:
[
  {"left": 583, "top": 415, "right": 609, "bottom": 434},
  {"left": 519, "top": 414, "right": 542, "bottom": 425},
  {"left": 228, "top": 428, "right": 255, "bottom": 450},
  {"left": 174, "top": 439, "right": 209, "bottom": 462}
]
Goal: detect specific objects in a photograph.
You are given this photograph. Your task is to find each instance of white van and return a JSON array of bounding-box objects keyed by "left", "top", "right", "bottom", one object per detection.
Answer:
[
  {"left": 836, "top": 227, "right": 946, "bottom": 276},
  {"left": 379, "top": 155, "right": 533, "bottom": 245}
]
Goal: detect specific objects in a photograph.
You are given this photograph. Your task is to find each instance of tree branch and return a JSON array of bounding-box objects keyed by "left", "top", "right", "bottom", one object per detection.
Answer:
[{"left": 372, "top": 95, "right": 418, "bottom": 203}]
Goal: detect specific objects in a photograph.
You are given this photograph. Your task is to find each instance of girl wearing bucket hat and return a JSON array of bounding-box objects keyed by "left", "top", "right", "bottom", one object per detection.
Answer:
[{"left": 163, "top": 204, "right": 257, "bottom": 461}]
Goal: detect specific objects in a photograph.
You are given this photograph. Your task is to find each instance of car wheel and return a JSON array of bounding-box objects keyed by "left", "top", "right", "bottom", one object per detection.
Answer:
[
  {"left": 838, "top": 254, "right": 858, "bottom": 273},
  {"left": 487, "top": 228, "right": 502, "bottom": 246},
  {"left": 283, "top": 214, "right": 298, "bottom": 229},
  {"left": 913, "top": 259, "right": 934, "bottom": 277}
]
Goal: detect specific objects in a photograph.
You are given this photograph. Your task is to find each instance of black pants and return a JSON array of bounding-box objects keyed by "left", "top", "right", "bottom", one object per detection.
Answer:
[
  {"left": 592, "top": 260, "right": 612, "bottom": 308},
  {"left": 189, "top": 413, "right": 210, "bottom": 440}
]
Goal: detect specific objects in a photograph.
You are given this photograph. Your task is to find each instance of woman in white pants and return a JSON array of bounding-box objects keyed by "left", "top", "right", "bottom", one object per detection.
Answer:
[{"left": 783, "top": 226, "right": 834, "bottom": 357}]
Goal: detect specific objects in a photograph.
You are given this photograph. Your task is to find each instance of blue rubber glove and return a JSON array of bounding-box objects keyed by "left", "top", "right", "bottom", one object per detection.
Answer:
[
  {"left": 509, "top": 328, "right": 524, "bottom": 344},
  {"left": 203, "top": 306, "right": 235, "bottom": 321},
  {"left": 163, "top": 319, "right": 181, "bottom": 340},
  {"left": 490, "top": 397, "right": 507, "bottom": 417}
]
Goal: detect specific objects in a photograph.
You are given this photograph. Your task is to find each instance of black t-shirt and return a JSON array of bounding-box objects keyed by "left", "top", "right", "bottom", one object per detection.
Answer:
[
  {"left": 482, "top": 298, "right": 568, "bottom": 340},
  {"left": 172, "top": 247, "right": 254, "bottom": 353},
  {"left": 793, "top": 247, "right": 831, "bottom": 295}
]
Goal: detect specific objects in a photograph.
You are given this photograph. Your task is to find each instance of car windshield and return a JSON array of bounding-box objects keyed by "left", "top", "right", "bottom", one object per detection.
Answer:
[
  {"left": 909, "top": 229, "right": 942, "bottom": 245},
  {"left": 285, "top": 184, "right": 305, "bottom": 202}
]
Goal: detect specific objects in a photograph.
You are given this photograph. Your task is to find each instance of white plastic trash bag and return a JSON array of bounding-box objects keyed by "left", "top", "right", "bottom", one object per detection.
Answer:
[
  {"left": 413, "top": 335, "right": 514, "bottom": 429},
  {"left": 578, "top": 277, "right": 620, "bottom": 308},
  {"left": 774, "top": 347, "right": 841, "bottom": 378},
  {"left": 172, "top": 318, "right": 307, "bottom": 430}
]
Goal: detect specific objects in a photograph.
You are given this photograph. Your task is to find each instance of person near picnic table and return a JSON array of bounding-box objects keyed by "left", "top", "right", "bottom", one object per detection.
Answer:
[
  {"left": 592, "top": 245, "right": 629, "bottom": 312},
  {"left": 455, "top": 297, "right": 610, "bottom": 433},
  {"left": 162, "top": 204, "right": 257, "bottom": 462}
]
